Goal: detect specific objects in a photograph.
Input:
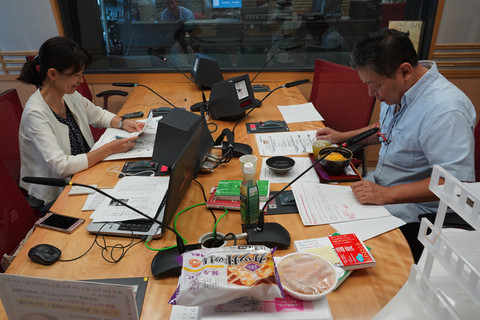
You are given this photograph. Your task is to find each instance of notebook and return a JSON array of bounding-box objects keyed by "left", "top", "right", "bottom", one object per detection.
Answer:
[{"left": 86, "top": 124, "right": 201, "bottom": 239}]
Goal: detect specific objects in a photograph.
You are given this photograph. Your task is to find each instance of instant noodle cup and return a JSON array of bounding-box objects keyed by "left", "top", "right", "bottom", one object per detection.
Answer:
[
  {"left": 169, "top": 245, "right": 283, "bottom": 306},
  {"left": 276, "top": 252, "right": 340, "bottom": 301}
]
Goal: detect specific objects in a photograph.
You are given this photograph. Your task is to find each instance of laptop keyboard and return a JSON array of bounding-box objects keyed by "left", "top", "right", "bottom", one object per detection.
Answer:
[{"left": 118, "top": 220, "right": 154, "bottom": 232}]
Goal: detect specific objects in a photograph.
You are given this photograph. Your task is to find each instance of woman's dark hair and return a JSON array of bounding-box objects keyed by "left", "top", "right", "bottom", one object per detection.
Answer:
[
  {"left": 18, "top": 36, "right": 92, "bottom": 87},
  {"left": 350, "top": 28, "right": 418, "bottom": 78}
]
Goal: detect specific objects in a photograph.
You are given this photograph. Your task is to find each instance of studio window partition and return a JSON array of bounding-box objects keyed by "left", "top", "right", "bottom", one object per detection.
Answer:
[{"left": 56, "top": 0, "right": 435, "bottom": 74}]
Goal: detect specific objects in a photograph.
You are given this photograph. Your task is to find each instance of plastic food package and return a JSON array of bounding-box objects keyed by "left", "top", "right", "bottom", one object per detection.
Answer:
[
  {"left": 169, "top": 245, "right": 283, "bottom": 306},
  {"left": 277, "top": 252, "right": 338, "bottom": 300}
]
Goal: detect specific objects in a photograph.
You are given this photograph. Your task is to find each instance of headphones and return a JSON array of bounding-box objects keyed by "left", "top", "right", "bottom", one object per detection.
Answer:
[{"left": 214, "top": 128, "right": 235, "bottom": 156}]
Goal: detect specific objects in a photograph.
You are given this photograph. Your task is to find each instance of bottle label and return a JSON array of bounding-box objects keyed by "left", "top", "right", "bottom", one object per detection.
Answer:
[{"left": 240, "top": 183, "right": 259, "bottom": 224}]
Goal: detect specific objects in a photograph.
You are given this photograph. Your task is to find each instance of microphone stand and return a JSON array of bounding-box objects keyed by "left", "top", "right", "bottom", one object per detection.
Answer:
[
  {"left": 148, "top": 50, "right": 207, "bottom": 112},
  {"left": 242, "top": 127, "right": 380, "bottom": 248},
  {"left": 112, "top": 83, "right": 177, "bottom": 109}
]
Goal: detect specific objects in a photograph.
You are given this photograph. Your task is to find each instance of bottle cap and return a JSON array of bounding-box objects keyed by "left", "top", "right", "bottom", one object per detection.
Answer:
[{"left": 243, "top": 162, "right": 255, "bottom": 174}]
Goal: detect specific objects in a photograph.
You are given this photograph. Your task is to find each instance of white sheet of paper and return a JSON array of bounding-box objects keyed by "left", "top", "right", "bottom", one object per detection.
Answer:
[
  {"left": 0, "top": 274, "right": 139, "bottom": 320},
  {"left": 91, "top": 115, "right": 161, "bottom": 161},
  {"left": 69, "top": 184, "right": 97, "bottom": 195},
  {"left": 82, "top": 188, "right": 114, "bottom": 211},
  {"left": 255, "top": 130, "right": 317, "bottom": 156},
  {"left": 170, "top": 295, "right": 332, "bottom": 320},
  {"left": 292, "top": 182, "right": 391, "bottom": 225},
  {"left": 330, "top": 215, "right": 406, "bottom": 241},
  {"left": 260, "top": 157, "right": 320, "bottom": 183},
  {"left": 90, "top": 176, "right": 169, "bottom": 222},
  {"left": 278, "top": 102, "right": 324, "bottom": 123}
]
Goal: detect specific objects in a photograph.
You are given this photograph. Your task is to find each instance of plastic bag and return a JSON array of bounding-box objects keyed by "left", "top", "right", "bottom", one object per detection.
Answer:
[{"left": 169, "top": 245, "right": 283, "bottom": 306}]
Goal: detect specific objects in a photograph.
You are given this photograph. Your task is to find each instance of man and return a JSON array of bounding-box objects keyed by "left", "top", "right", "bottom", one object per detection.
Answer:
[
  {"left": 316, "top": 29, "right": 476, "bottom": 261},
  {"left": 161, "top": 0, "right": 195, "bottom": 21}
]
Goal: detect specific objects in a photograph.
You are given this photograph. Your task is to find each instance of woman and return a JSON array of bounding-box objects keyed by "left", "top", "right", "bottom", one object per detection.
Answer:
[{"left": 18, "top": 36, "right": 143, "bottom": 205}]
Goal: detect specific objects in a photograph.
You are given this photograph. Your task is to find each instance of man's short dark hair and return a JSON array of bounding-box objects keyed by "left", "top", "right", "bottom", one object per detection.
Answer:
[{"left": 350, "top": 28, "right": 419, "bottom": 78}]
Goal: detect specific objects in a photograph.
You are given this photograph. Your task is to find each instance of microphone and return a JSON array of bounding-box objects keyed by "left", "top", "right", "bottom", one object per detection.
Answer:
[
  {"left": 22, "top": 177, "right": 67, "bottom": 187},
  {"left": 250, "top": 44, "right": 302, "bottom": 84},
  {"left": 112, "top": 82, "right": 177, "bottom": 109},
  {"left": 242, "top": 127, "right": 380, "bottom": 248},
  {"left": 285, "top": 79, "right": 310, "bottom": 88},
  {"left": 342, "top": 127, "right": 379, "bottom": 147},
  {"left": 147, "top": 51, "right": 207, "bottom": 113}
]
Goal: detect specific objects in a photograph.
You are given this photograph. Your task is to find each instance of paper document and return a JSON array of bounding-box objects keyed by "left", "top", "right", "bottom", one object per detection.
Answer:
[
  {"left": 0, "top": 274, "right": 139, "bottom": 320},
  {"left": 331, "top": 215, "right": 406, "bottom": 241},
  {"left": 260, "top": 157, "right": 320, "bottom": 183},
  {"left": 91, "top": 115, "right": 161, "bottom": 161},
  {"left": 291, "top": 182, "right": 391, "bottom": 225},
  {"left": 82, "top": 188, "right": 114, "bottom": 211},
  {"left": 255, "top": 130, "right": 317, "bottom": 156},
  {"left": 90, "top": 176, "right": 169, "bottom": 223},
  {"left": 278, "top": 102, "right": 324, "bottom": 123},
  {"left": 170, "top": 295, "right": 332, "bottom": 320}
]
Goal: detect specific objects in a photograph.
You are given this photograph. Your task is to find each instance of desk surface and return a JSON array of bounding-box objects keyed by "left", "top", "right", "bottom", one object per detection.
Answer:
[{"left": 2, "top": 83, "right": 413, "bottom": 319}]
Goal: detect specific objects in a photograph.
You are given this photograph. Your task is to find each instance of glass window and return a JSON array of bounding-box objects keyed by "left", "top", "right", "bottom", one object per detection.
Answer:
[{"left": 58, "top": 0, "right": 428, "bottom": 73}]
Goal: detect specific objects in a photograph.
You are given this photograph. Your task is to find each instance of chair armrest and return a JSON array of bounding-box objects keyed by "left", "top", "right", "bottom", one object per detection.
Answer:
[{"left": 95, "top": 90, "right": 128, "bottom": 98}]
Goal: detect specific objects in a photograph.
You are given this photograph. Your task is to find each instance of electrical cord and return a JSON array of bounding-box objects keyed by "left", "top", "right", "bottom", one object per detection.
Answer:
[{"left": 58, "top": 222, "right": 144, "bottom": 264}]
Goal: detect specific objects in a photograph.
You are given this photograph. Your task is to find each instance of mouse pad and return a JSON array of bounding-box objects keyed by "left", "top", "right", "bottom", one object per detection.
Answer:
[{"left": 246, "top": 121, "right": 289, "bottom": 134}]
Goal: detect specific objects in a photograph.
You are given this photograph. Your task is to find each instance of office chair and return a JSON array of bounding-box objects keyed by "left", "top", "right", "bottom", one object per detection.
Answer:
[
  {"left": 0, "top": 89, "right": 46, "bottom": 214},
  {"left": 0, "top": 159, "right": 38, "bottom": 272},
  {"left": 309, "top": 59, "right": 376, "bottom": 176},
  {"left": 25, "top": 55, "right": 128, "bottom": 141},
  {"left": 475, "top": 121, "right": 480, "bottom": 182}
]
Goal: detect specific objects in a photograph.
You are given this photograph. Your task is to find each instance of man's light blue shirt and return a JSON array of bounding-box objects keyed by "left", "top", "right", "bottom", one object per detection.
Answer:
[
  {"left": 161, "top": 6, "right": 194, "bottom": 21},
  {"left": 365, "top": 61, "right": 476, "bottom": 222}
]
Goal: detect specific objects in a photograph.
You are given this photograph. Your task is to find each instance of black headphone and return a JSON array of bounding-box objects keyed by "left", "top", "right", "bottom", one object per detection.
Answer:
[{"left": 214, "top": 128, "right": 235, "bottom": 156}]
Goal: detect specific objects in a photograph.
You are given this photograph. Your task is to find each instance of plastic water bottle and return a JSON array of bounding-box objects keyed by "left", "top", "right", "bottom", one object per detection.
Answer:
[{"left": 240, "top": 162, "right": 260, "bottom": 224}]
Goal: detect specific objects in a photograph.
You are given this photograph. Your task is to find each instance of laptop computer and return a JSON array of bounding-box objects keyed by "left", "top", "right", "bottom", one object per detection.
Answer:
[{"left": 86, "top": 123, "right": 201, "bottom": 239}]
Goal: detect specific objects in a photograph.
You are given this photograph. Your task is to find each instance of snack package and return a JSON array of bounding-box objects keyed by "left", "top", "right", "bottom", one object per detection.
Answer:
[{"left": 169, "top": 245, "right": 283, "bottom": 306}]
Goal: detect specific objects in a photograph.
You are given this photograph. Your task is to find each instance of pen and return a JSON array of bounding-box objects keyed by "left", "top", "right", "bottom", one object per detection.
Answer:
[{"left": 116, "top": 136, "right": 143, "bottom": 143}]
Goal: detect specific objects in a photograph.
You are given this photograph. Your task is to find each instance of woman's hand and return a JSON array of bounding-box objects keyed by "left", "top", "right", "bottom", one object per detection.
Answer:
[
  {"left": 122, "top": 119, "right": 144, "bottom": 133},
  {"left": 107, "top": 136, "right": 138, "bottom": 153}
]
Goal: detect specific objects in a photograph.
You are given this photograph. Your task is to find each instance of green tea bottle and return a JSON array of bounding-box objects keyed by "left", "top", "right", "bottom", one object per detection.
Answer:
[{"left": 240, "top": 162, "right": 259, "bottom": 224}]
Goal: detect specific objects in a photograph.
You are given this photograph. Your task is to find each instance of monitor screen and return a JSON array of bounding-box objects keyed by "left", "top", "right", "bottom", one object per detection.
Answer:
[{"left": 212, "top": 0, "right": 242, "bottom": 9}]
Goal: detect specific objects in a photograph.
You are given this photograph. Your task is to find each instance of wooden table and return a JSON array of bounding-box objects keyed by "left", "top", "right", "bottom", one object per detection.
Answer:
[{"left": 2, "top": 82, "right": 413, "bottom": 319}]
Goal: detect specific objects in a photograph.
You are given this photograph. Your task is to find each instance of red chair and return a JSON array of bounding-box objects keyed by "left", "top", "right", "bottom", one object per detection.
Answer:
[
  {"left": 309, "top": 59, "right": 376, "bottom": 176},
  {"left": 0, "top": 158, "right": 38, "bottom": 272},
  {"left": 0, "top": 89, "right": 23, "bottom": 186},
  {"left": 475, "top": 122, "right": 480, "bottom": 182},
  {"left": 0, "top": 89, "right": 46, "bottom": 213}
]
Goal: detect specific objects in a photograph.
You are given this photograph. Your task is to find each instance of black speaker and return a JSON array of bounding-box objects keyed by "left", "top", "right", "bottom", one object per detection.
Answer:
[
  {"left": 191, "top": 53, "right": 223, "bottom": 89},
  {"left": 208, "top": 74, "right": 256, "bottom": 121},
  {"left": 152, "top": 108, "right": 213, "bottom": 176}
]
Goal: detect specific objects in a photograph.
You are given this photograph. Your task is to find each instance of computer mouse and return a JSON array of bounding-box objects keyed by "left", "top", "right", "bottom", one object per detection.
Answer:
[
  {"left": 261, "top": 120, "right": 284, "bottom": 129},
  {"left": 28, "top": 244, "right": 61, "bottom": 265}
]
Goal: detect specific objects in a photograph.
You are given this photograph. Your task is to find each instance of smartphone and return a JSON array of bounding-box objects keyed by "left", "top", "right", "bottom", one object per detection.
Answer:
[{"left": 35, "top": 212, "right": 84, "bottom": 233}]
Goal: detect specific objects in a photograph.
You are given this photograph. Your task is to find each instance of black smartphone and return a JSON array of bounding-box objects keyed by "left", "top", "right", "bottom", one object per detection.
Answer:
[{"left": 35, "top": 212, "right": 84, "bottom": 233}]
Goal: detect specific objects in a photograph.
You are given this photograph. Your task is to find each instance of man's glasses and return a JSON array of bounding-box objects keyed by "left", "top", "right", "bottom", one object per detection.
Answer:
[{"left": 378, "top": 106, "right": 398, "bottom": 145}]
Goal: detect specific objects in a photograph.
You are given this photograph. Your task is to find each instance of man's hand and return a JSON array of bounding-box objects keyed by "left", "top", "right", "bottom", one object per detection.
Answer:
[
  {"left": 315, "top": 127, "right": 345, "bottom": 144},
  {"left": 350, "top": 180, "right": 390, "bottom": 205}
]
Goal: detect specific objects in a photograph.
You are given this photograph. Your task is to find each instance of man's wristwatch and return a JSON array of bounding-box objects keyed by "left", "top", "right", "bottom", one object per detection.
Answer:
[{"left": 118, "top": 117, "right": 124, "bottom": 129}]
